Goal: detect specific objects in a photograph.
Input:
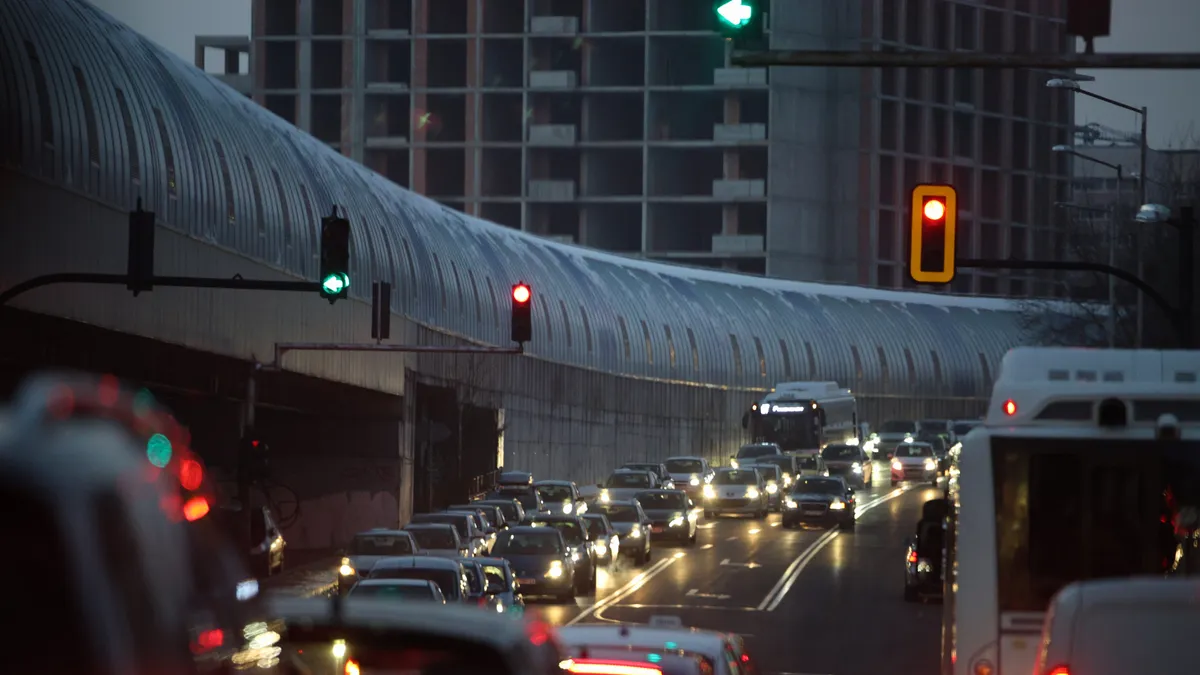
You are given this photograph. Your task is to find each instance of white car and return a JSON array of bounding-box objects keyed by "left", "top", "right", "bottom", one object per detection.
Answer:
[
  {"left": 889, "top": 442, "right": 938, "bottom": 487},
  {"left": 701, "top": 468, "right": 768, "bottom": 518},
  {"left": 559, "top": 615, "right": 758, "bottom": 675}
]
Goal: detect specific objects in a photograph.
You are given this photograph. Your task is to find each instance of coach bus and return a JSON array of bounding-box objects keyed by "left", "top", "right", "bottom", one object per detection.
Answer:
[{"left": 743, "top": 381, "right": 858, "bottom": 453}]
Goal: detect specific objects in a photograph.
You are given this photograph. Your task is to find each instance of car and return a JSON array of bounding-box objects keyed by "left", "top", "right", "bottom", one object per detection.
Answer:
[
  {"left": 409, "top": 511, "right": 487, "bottom": 555},
  {"left": 474, "top": 556, "right": 527, "bottom": 616},
  {"left": 367, "top": 555, "right": 472, "bottom": 603},
  {"left": 401, "top": 522, "right": 469, "bottom": 558},
  {"left": 457, "top": 557, "right": 503, "bottom": 610},
  {"left": 742, "top": 463, "right": 783, "bottom": 510},
  {"left": 265, "top": 596, "right": 566, "bottom": 675},
  {"left": 782, "top": 476, "right": 856, "bottom": 530},
  {"left": 730, "top": 442, "right": 782, "bottom": 469},
  {"left": 338, "top": 529, "right": 421, "bottom": 594},
  {"left": 559, "top": 615, "right": 759, "bottom": 675},
  {"left": 581, "top": 513, "right": 621, "bottom": 566},
  {"left": 903, "top": 498, "right": 945, "bottom": 602},
  {"left": 869, "top": 420, "right": 924, "bottom": 459},
  {"left": 213, "top": 504, "right": 286, "bottom": 578},
  {"left": 454, "top": 502, "right": 509, "bottom": 530},
  {"left": 347, "top": 578, "right": 446, "bottom": 603},
  {"left": 526, "top": 514, "right": 597, "bottom": 595},
  {"left": 663, "top": 456, "right": 715, "bottom": 499},
  {"left": 533, "top": 479, "right": 589, "bottom": 516},
  {"left": 473, "top": 497, "right": 527, "bottom": 525},
  {"left": 446, "top": 505, "right": 499, "bottom": 550},
  {"left": 890, "top": 442, "right": 939, "bottom": 487},
  {"left": 790, "top": 451, "right": 829, "bottom": 477},
  {"left": 490, "top": 525, "right": 578, "bottom": 602},
  {"left": 597, "top": 469, "right": 660, "bottom": 504},
  {"left": 619, "top": 462, "right": 676, "bottom": 489},
  {"left": 821, "top": 443, "right": 873, "bottom": 487},
  {"left": 702, "top": 468, "right": 768, "bottom": 519},
  {"left": 497, "top": 470, "right": 535, "bottom": 488},
  {"left": 752, "top": 454, "right": 799, "bottom": 489},
  {"left": 634, "top": 489, "right": 699, "bottom": 545},
  {"left": 487, "top": 487, "right": 546, "bottom": 517},
  {"left": 594, "top": 500, "right": 652, "bottom": 565}
]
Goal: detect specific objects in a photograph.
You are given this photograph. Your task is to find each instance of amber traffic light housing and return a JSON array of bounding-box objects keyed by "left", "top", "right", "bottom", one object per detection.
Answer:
[{"left": 908, "top": 184, "right": 958, "bottom": 284}]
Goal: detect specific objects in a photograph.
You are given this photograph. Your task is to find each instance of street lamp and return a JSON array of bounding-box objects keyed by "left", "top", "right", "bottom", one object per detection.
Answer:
[{"left": 1053, "top": 145, "right": 1123, "bottom": 347}]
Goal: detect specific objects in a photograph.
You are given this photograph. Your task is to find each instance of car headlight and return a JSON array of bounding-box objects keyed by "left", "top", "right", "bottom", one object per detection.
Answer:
[
  {"left": 892, "top": 460, "right": 903, "bottom": 471},
  {"left": 917, "top": 560, "right": 933, "bottom": 574},
  {"left": 571, "top": 549, "right": 581, "bottom": 561},
  {"left": 593, "top": 541, "right": 607, "bottom": 556},
  {"left": 563, "top": 502, "right": 573, "bottom": 514},
  {"left": 627, "top": 526, "right": 642, "bottom": 538},
  {"left": 829, "top": 500, "right": 846, "bottom": 510},
  {"left": 730, "top": 459, "right": 739, "bottom": 469},
  {"left": 745, "top": 487, "right": 760, "bottom": 499},
  {"left": 702, "top": 484, "right": 716, "bottom": 499},
  {"left": 924, "top": 459, "right": 937, "bottom": 471},
  {"left": 784, "top": 499, "right": 798, "bottom": 509},
  {"left": 704, "top": 473, "right": 714, "bottom": 483},
  {"left": 669, "top": 516, "right": 685, "bottom": 528},
  {"left": 339, "top": 558, "right": 356, "bottom": 576},
  {"left": 545, "top": 561, "right": 564, "bottom": 578},
  {"left": 765, "top": 483, "right": 778, "bottom": 494},
  {"left": 689, "top": 476, "right": 700, "bottom": 486},
  {"left": 600, "top": 489, "right": 610, "bottom": 502},
  {"left": 851, "top": 463, "right": 862, "bottom": 473},
  {"left": 904, "top": 436, "right": 914, "bottom": 443}
]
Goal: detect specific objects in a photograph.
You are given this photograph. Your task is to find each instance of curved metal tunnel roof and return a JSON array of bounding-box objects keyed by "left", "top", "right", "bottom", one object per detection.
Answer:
[{"left": 0, "top": 0, "right": 1028, "bottom": 399}]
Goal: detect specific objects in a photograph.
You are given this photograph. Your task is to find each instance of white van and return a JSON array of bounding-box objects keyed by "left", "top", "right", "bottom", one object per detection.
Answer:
[{"left": 1034, "top": 577, "right": 1200, "bottom": 675}]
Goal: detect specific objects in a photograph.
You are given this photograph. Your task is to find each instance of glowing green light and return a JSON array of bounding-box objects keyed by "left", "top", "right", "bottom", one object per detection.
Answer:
[
  {"left": 665, "top": 642, "right": 678, "bottom": 650},
  {"left": 715, "top": 0, "right": 753, "bottom": 28},
  {"left": 647, "top": 654, "right": 662, "bottom": 664},
  {"left": 147, "top": 433, "right": 173, "bottom": 468},
  {"left": 321, "top": 272, "right": 349, "bottom": 295}
]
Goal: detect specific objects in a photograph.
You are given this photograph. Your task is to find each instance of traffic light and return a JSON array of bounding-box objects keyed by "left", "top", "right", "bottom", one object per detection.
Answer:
[
  {"left": 511, "top": 282, "right": 532, "bottom": 344},
  {"left": 713, "top": 0, "right": 763, "bottom": 44},
  {"left": 908, "top": 184, "right": 958, "bottom": 285},
  {"left": 237, "top": 433, "right": 270, "bottom": 485},
  {"left": 319, "top": 208, "right": 351, "bottom": 301}
]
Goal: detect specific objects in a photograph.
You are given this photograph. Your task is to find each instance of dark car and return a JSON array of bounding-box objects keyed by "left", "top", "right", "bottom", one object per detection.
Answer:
[
  {"left": 456, "top": 502, "right": 509, "bottom": 530},
  {"left": 367, "top": 556, "right": 471, "bottom": 603},
  {"left": 474, "top": 556, "right": 526, "bottom": 615},
  {"left": 490, "top": 526, "right": 577, "bottom": 602},
  {"left": 904, "top": 499, "right": 947, "bottom": 602},
  {"left": 754, "top": 454, "right": 800, "bottom": 489},
  {"left": 410, "top": 512, "right": 486, "bottom": 555},
  {"left": 533, "top": 480, "right": 588, "bottom": 516},
  {"left": 782, "top": 476, "right": 857, "bottom": 530},
  {"left": 457, "top": 557, "right": 501, "bottom": 610},
  {"left": 821, "top": 443, "right": 872, "bottom": 488},
  {"left": 581, "top": 513, "right": 620, "bottom": 567},
  {"left": 487, "top": 487, "right": 546, "bottom": 518},
  {"left": 213, "top": 504, "right": 286, "bottom": 578},
  {"left": 473, "top": 497, "right": 527, "bottom": 525},
  {"left": 526, "top": 514, "right": 597, "bottom": 594},
  {"left": 339, "top": 529, "right": 421, "bottom": 594},
  {"left": 594, "top": 500, "right": 652, "bottom": 565},
  {"left": 348, "top": 578, "right": 446, "bottom": 604},
  {"left": 619, "top": 462, "right": 676, "bottom": 489},
  {"left": 497, "top": 470, "right": 534, "bottom": 488},
  {"left": 634, "top": 489, "right": 698, "bottom": 545}
]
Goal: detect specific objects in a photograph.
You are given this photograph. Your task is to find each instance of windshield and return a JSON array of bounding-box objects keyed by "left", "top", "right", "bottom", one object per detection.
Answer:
[
  {"left": 583, "top": 517, "right": 608, "bottom": 538},
  {"left": 636, "top": 492, "right": 687, "bottom": 510},
  {"left": 822, "top": 445, "right": 859, "bottom": 460},
  {"left": 797, "top": 456, "right": 820, "bottom": 469},
  {"left": 405, "top": 528, "right": 457, "bottom": 550},
  {"left": 600, "top": 505, "right": 639, "bottom": 522},
  {"left": 879, "top": 420, "right": 915, "bottom": 433},
  {"left": 622, "top": 464, "right": 661, "bottom": 476},
  {"left": 749, "top": 411, "right": 819, "bottom": 451},
  {"left": 758, "top": 456, "right": 793, "bottom": 472},
  {"left": 607, "top": 472, "right": 653, "bottom": 488},
  {"left": 895, "top": 445, "right": 933, "bottom": 457},
  {"left": 530, "top": 520, "right": 583, "bottom": 546},
  {"left": 665, "top": 459, "right": 704, "bottom": 473},
  {"left": 478, "top": 500, "right": 520, "bottom": 521},
  {"left": 494, "top": 492, "right": 539, "bottom": 511},
  {"left": 714, "top": 470, "right": 758, "bottom": 486},
  {"left": 410, "top": 514, "right": 469, "bottom": 539},
  {"left": 750, "top": 465, "right": 780, "bottom": 481},
  {"left": 993, "top": 437, "right": 1200, "bottom": 612},
  {"left": 493, "top": 531, "right": 562, "bottom": 555},
  {"left": 794, "top": 478, "right": 843, "bottom": 495},
  {"left": 367, "top": 568, "right": 461, "bottom": 600},
  {"left": 460, "top": 564, "right": 483, "bottom": 594},
  {"left": 535, "top": 484, "right": 573, "bottom": 503},
  {"left": 738, "top": 444, "right": 780, "bottom": 459},
  {"left": 481, "top": 564, "right": 509, "bottom": 590},
  {"left": 351, "top": 534, "right": 414, "bottom": 556},
  {"left": 349, "top": 582, "right": 436, "bottom": 601}
]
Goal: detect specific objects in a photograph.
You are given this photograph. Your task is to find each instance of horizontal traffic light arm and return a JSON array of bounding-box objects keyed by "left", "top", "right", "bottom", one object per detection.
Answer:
[
  {"left": 0, "top": 272, "right": 321, "bottom": 307},
  {"left": 730, "top": 50, "right": 1200, "bottom": 69},
  {"left": 269, "top": 342, "right": 524, "bottom": 369}
]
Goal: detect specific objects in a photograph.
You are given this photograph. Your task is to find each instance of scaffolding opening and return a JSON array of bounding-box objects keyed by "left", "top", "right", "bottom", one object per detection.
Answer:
[
  {"left": 427, "top": 148, "right": 466, "bottom": 197},
  {"left": 312, "top": 41, "right": 344, "bottom": 89},
  {"left": 648, "top": 91, "right": 722, "bottom": 141},
  {"left": 481, "top": 94, "right": 523, "bottom": 141},
  {"left": 650, "top": 36, "right": 724, "bottom": 86},
  {"left": 583, "top": 149, "right": 642, "bottom": 197},
  {"left": 528, "top": 92, "right": 580, "bottom": 126},
  {"left": 428, "top": 0, "right": 468, "bottom": 34},
  {"left": 481, "top": 149, "right": 522, "bottom": 197},
  {"left": 481, "top": 203, "right": 521, "bottom": 230},
  {"left": 587, "top": 38, "right": 644, "bottom": 87},
  {"left": 423, "top": 93, "right": 466, "bottom": 142},
  {"left": 312, "top": 0, "right": 344, "bottom": 36},
  {"left": 311, "top": 95, "right": 343, "bottom": 143},
  {"left": 366, "top": 40, "right": 411, "bottom": 84},
  {"left": 427, "top": 40, "right": 468, "bottom": 88},
  {"left": 585, "top": 93, "right": 642, "bottom": 142},
  {"left": 365, "top": 94, "right": 411, "bottom": 139},
  {"left": 482, "top": 39, "right": 524, "bottom": 88},
  {"left": 365, "top": 149, "right": 410, "bottom": 188},
  {"left": 483, "top": 2, "right": 524, "bottom": 33},
  {"left": 528, "top": 148, "right": 580, "bottom": 183},
  {"left": 582, "top": 204, "right": 642, "bottom": 252},
  {"left": 650, "top": 0, "right": 714, "bottom": 31},
  {"left": 263, "top": 1, "right": 297, "bottom": 35},
  {"left": 366, "top": 0, "right": 412, "bottom": 31},
  {"left": 589, "top": 0, "right": 646, "bottom": 32},
  {"left": 263, "top": 42, "right": 297, "bottom": 89},
  {"left": 649, "top": 204, "right": 721, "bottom": 252},
  {"left": 264, "top": 94, "right": 296, "bottom": 124}
]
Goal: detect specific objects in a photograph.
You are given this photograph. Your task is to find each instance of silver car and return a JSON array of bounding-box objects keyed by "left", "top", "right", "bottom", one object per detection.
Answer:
[
  {"left": 596, "top": 469, "right": 658, "bottom": 505},
  {"left": 401, "top": 523, "right": 470, "bottom": 558},
  {"left": 663, "top": 456, "right": 715, "bottom": 499},
  {"left": 889, "top": 442, "right": 939, "bottom": 487},
  {"left": 701, "top": 468, "right": 768, "bottom": 518}
]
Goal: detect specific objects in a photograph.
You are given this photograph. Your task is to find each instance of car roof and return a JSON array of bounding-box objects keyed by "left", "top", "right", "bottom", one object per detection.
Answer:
[
  {"left": 622, "top": 462, "right": 662, "bottom": 467},
  {"left": 527, "top": 514, "right": 581, "bottom": 523},
  {"left": 716, "top": 466, "right": 754, "bottom": 473},
  {"left": 402, "top": 522, "right": 456, "bottom": 532},
  {"left": 415, "top": 511, "right": 470, "bottom": 520},
  {"left": 664, "top": 456, "right": 705, "bottom": 461},
  {"left": 354, "top": 529, "right": 411, "bottom": 537},
  {"left": 897, "top": 442, "right": 933, "bottom": 448},
  {"left": 356, "top": 578, "right": 436, "bottom": 588},
  {"left": 558, "top": 625, "right": 729, "bottom": 656},
  {"left": 611, "top": 468, "right": 651, "bottom": 474},
  {"left": 581, "top": 513, "right": 610, "bottom": 522},
  {"left": 505, "top": 525, "right": 561, "bottom": 536},
  {"left": 473, "top": 557, "right": 513, "bottom": 568},
  {"left": 600, "top": 499, "right": 640, "bottom": 507},
  {"left": 533, "top": 480, "right": 573, "bottom": 486},
  {"left": 269, "top": 596, "right": 536, "bottom": 651},
  {"left": 373, "top": 556, "right": 461, "bottom": 570},
  {"left": 796, "top": 475, "right": 845, "bottom": 484}
]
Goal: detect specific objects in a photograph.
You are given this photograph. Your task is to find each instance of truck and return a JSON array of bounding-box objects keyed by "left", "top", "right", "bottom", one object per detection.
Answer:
[{"left": 742, "top": 382, "right": 859, "bottom": 453}]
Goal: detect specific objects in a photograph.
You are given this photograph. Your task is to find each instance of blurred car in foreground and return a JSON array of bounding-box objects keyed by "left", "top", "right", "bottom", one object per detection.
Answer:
[
  {"left": 559, "top": 615, "right": 759, "bottom": 675},
  {"left": 347, "top": 578, "right": 446, "bottom": 603}
]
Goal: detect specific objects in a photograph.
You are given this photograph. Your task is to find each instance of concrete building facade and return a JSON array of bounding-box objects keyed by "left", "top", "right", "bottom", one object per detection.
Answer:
[{"left": 247, "top": 0, "right": 1076, "bottom": 296}]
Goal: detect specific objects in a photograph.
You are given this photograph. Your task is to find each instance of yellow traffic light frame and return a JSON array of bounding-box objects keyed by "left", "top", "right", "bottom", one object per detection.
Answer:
[{"left": 908, "top": 184, "right": 958, "bottom": 284}]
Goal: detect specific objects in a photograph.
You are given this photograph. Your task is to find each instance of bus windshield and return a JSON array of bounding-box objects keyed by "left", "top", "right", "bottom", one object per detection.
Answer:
[
  {"left": 751, "top": 412, "right": 819, "bottom": 450},
  {"left": 992, "top": 437, "right": 1200, "bottom": 612}
]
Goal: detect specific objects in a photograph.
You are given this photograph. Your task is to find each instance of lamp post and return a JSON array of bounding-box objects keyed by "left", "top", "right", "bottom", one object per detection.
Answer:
[
  {"left": 1053, "top": 145, "right": 1122, "bottom": 347},
  {"left": 1047, "top": 78, "right": 1150, "bottom": 344}
]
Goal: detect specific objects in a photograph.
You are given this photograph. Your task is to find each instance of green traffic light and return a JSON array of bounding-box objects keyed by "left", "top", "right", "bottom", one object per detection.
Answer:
[
  {"left": 321, "top": 272, "right": 349, "bottom": 295},
  {"left": 147, "top": 433, "right": 173, "bottom": 468},
  {"left": 716, "top": 0, "right": 754, "bottom": 28}
]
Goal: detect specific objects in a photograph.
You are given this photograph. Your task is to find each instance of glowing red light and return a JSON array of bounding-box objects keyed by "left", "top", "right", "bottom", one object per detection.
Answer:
[
  {"left": 923, "top": 199, "right": 946, "bottom": 221},
  {"left": 1003, "top": 399, "right": 1017, "bottom": 416},
  {"left": 908, "top": 550, "right": 919, "bottom": 564},
  {"left": 179, "top": 458, "right": 204, "bottom": 490},
  {"left": 1047, "top": 667, "right": 1070, "bottom": 675},
  {"left": 183, "top": 496, "right": 210, "bottom": 521},
  {"left": 251, "top": 439, "right": 259, "bottom": 448},
  {"left": 513, "top": 284, "right": 531, "bottom": 304},
  {"left": 191, "top": 629, "right": 224, "bottom": 653}
]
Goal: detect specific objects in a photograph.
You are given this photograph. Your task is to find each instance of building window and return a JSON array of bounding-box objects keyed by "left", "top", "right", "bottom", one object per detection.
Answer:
[{"left": 617, "top": 316, "right": 631, "bottom": 359}]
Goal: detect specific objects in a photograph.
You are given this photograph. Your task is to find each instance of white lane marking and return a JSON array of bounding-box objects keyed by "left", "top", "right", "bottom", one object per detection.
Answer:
[
  {"left": 770, "top": 522, "right": 780, "bottom": 527},
  {"left": 566, "top": 555, "right": 680, "bottom": 626},
  {"left": 757, "top": 486, "right": 913, "bottom": 611},
  {"left": 726, "top": 536, "right": 739, "bottom": 541},
  {"left": 686, "top": 588, "right": 698, "bottom": 596},
  {"left": 701, "top": 543, "right": 714, "bottom": 549},
  {"left": 719, "top": 558, "right": 761, "bottom": 569}
]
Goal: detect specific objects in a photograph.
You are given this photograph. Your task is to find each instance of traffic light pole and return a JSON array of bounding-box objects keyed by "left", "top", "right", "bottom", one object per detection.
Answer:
[
  {"left": 730, "top": 50, "right": 1200, "bottom": 69},
  {"left": 267, "top": 341, "right": 525, "bottom": 369},
  {"left": 0, "top": 272, "right": 321, "bottom": 307}
]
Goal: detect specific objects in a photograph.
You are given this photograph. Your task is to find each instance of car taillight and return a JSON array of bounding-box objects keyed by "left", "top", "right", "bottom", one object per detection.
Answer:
[
  {"left": 344, "top": 659, "right": 361, "bottom": 675},
  {"left": 564, "top": 659, "right": 662, "bottom": 675},
  {"left": 907, "top": 550, "right": 918, "bottom": 564},
  {"left": 1046, "top": 667, "right": 1069, "bottom": 675}
]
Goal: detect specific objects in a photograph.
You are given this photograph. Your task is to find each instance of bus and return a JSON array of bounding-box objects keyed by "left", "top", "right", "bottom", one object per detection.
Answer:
[
  {"left": 942, "top": 347, "right": 1200, "bottom": 675},
  {"left": 743, "top": 382, "right": 858, "bottom": 453}
]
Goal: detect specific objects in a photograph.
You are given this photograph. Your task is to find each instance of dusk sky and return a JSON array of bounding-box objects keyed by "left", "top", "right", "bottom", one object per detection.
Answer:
[{"left": 90, "top": 0, "right": 1199, "bottom": 148}]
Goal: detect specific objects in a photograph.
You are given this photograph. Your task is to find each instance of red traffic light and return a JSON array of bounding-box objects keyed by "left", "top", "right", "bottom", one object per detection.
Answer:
[
  {"left": 512, "top": 284, "right": 531, "bottom": 304},
  {"left": 923, "top": 198, "right": 946, "bottom": 221}
]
